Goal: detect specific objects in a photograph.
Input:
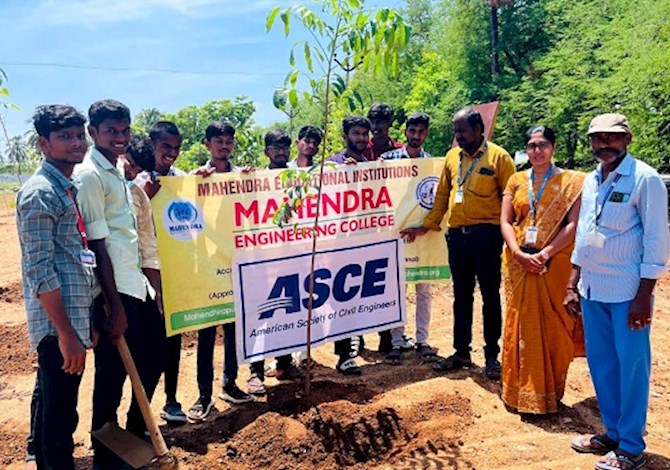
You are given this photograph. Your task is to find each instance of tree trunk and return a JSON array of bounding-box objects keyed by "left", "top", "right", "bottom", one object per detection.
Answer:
[{"left": 490, "top": 5, "right": 499, "bottom": 87}]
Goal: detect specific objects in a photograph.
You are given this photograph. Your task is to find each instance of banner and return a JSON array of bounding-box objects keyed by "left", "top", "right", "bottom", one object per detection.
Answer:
[
  {"left": 152, "top": 159, "right": 449, "bottom": 336},
  {"left": 232, "top": 235, "right": 406, "bottom": 363}
]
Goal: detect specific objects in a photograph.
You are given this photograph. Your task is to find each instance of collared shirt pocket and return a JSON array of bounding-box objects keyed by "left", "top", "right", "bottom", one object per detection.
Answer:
[
  {"left": 599, "top": 194, "right": 637, "bottom": 232},
  {"left": 466, "top": 168, "right": 497, "bottom": 197}
]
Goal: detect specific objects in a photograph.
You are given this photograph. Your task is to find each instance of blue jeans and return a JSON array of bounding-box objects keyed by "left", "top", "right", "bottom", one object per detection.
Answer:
[{"left": 581, "top": 297, "right": 651, "bottom": 455}]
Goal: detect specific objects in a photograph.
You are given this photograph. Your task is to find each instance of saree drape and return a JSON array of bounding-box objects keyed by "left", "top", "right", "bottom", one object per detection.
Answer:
[{"left": 501, "top": 169, "right": 586, "bottom": 414}]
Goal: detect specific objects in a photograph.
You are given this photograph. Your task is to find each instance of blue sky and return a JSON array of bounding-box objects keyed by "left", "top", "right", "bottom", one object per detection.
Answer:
[{"left": 0, "top": 0, "right": 402, "bottom": 139}]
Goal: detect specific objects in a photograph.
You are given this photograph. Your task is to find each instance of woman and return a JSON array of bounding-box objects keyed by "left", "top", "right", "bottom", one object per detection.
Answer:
[{"left": 500, "top": 125, "right": 585, "bottom": 414}]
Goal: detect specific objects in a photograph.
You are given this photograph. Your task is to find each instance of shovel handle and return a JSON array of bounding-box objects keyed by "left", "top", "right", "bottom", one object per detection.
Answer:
[{"left": 116, "top": 336, "right": 170, "bottom": 458}]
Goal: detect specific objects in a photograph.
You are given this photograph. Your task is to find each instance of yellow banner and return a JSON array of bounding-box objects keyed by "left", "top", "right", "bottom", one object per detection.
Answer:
[{"left": 152, "top": 159, "right": 449, "bottom": 336}]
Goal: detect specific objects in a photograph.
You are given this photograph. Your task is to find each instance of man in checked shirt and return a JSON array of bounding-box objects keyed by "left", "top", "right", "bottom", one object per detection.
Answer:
[{"left": 17, "top": 105, "right": 94, "bottom": 470}]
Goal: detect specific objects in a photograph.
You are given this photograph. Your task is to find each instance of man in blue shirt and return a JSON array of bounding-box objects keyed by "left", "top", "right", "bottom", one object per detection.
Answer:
[
  {"left": 566, "top": 113, "right": 669, "bottom": 470},
  {"left": 17, "top": 105, "right": 94, "bottom": 470}
]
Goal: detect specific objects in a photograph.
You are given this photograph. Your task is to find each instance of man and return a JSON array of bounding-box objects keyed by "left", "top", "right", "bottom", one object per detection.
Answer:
[
  {"left": 363, "top": 102, "right": 402, "bottom": 161},
  {"left": 382, "top": 112, "right": 438, "bottom": 365},
  {"left": 17, "top": 105, "right": 93, "bottom": 470},
  {"left": 75, "top": 100, "right": 166, "bottom": 468},
  {"left": 328, "top": 115, "right": 372, "bottom": 165},
  {"left": 401, "top": 107, "right": 515, "bottom": 380},
  {"left": 567, "top": 113, "right": 669, "bottom": 470},
  {"left": 289, "top": 125, "right": 323, "bottom": 168},
  {"left": 187, "top": 121, "right": 254, "bottom": 424},
  {"left": 134, "top": 121, "right": 188, "bottom": 425}
]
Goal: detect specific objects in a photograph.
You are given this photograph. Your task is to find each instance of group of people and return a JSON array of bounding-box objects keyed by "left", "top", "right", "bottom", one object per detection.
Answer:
[{"left": 17, "top": 98, "right": 667, "bottom": 470}]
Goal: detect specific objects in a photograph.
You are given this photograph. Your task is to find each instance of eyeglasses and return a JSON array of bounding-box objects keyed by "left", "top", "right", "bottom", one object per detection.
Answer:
[
  {"left": 267, "top": 145, "right": 290, "bottom": 152},
  {"left": 525, "top": 141, "right": 552, "bottom": 152},
  {"left": 589, "top": 133, "right": 626, "bottom": 144}
]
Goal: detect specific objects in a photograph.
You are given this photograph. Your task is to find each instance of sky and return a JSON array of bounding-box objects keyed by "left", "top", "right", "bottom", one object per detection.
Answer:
[{"left": 0, "top": 0, "right": 402, "bottom": 139}]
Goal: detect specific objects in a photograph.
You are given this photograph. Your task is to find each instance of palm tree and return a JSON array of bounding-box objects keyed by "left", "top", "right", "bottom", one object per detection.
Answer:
[{"left": 6, "top": 135, "right": 27, "bottom": 181}]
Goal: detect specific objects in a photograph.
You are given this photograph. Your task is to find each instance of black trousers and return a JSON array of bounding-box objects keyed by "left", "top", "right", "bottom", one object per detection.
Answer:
[
  {"left": 447, "top": 224, "right": 503, "bottom": 359},
  {"left": 164, "top": 333, "right": 181, "bottom": 403},
  {"left": 91, "top": 293, "right": 166, "bottom": 465},
  {"left": 197, "top": 322, "right": 239, "bottom": 397},
  {"left": 30, "top": 336, "right": 83, "bottom": 470}
]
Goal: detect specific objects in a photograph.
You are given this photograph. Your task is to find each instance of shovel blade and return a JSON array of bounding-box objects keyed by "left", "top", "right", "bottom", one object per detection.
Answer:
[{"left": 92, "top": 422, "right": 156, "bottom": 469}]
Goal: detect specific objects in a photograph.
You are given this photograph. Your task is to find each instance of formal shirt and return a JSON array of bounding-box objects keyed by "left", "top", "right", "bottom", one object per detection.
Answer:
[
  {"left": 423, "top": 140, "right": 515, "bottom": 230},
  {"left": 74, "top": 148, "right": 152, "bottom": 301},
  {"left": 572, "top": 153, "right": 670, "bottom": 302},
  {"left": 17, "top": 161, "right": 95, "bottom": 350},
  {"left": 363, "top": 138, "right": 403, "bottom": 161},
  {"left": 381, "top": 146, "right": 431, "bottom": 160},
  {"left": 129, "top": 183, "right": 160, "bottom": 270}
]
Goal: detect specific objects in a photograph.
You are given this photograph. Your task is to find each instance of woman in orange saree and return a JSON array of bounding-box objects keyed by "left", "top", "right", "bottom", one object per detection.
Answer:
[{"left": 500, "top": 126, "right": 585, "bottom": 414}]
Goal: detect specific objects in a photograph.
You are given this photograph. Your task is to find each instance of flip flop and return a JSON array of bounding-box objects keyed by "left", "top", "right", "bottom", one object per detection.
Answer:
[
  {"left": 594, "top": 450, "right": 647, "bottom": 470},
  {"left": 571, "top": 434, "right": 619, "bottom": 455}
]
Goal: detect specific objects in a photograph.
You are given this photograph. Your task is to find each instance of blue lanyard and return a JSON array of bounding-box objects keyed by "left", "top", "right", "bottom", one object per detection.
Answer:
[
  {"left": 595, "top": 171, "right": 622, "bottom": 225},
  {"left": 528, "top": 165, "right": 554, "bottom": 225},
  {"left": 457, "top": 142, "right": 487, "bottom": 187}
]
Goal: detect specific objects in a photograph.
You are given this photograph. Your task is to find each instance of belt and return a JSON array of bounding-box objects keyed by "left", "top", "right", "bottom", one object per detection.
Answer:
[{"left": 449, "top": 223, "right": 495, "bottom": 235}]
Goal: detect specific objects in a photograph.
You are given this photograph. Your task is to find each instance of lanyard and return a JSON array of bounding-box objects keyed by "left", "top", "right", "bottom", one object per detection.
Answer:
[
  {"left": 595, "top": 172, "right": 622, "bottom": 225},
  {"left": 457, "top": 143, "right": 487, "bottom": 187},
  {"left": 65, "top": 188, "right": 89, "bottom": 249},
  {"left": 527, "top": 165, "right": 554, "bottom": 225}
]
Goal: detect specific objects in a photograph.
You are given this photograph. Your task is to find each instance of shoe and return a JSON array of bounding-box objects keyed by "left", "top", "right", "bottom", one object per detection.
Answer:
[
  {"left": 336, "top": 357, "right": 362, "bottom": 375},
  {"left": 384, "top": 347, "right": 402, "bottom": 365},
  {"left": 186, "top": 396, "right": 214, "bottom": 423},
  {"left": 398, "top": 335, "right": 416, "bottom": 351},
  {"left": 433, "top": 353, "right": 473, "bottom": 372},
  {"left": 247, "top": 374, "right": 267, "bottom": 396},
  {"left": 160, "top": 401, "right": 187, "bottom": 424},
  {"left": 485, "top": 357, "right": 501, "bottom": 380},
  {"left": 275, "top": 364, "right": 305, "bottom": 381},
  {"left": 219, "top": 385, "right": 254, "bottom": 405}
]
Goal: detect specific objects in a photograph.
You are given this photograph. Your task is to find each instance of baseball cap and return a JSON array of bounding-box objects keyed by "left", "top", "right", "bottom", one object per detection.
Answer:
[{"left": 587, "top": 113, "right": 631, "bottom": 135}]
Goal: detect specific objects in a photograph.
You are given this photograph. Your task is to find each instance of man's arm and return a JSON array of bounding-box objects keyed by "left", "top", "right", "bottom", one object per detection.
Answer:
[
  {"left": 497, "top": 151, "right": 516, "bottom": 194},
  {"left": 563, "top": 265, "right": 582, "bottom": 317}
]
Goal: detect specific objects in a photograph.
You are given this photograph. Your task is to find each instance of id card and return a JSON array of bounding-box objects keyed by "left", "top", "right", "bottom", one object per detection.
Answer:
[
  {"left": 525, "top": 226, "right": 538, "bottom": 245},
  {"left": 585, "top": 231, "right": 606, "bottom": 248},
  {"left": 454, "top": 189, "right": 464, "bottom": 204},
  {"left": 80, "top": 249, "right": 97, "bottom": 268}
]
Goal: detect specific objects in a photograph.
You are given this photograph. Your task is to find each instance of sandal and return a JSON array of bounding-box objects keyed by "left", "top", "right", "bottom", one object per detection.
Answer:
[
  {"left": 416, "top": 343, "right": 438, "bottom": 363},
  {"left": 433, "top": 353, "right": 472, "bottom": 372},
  {"left": 571, "top": 434, "right": 619, "bottom": 455},
  {"left": 186, "top": 396, "right": 214, "bottom": 423},
  {"left": 594, "top": 450, "right": 647, "bottom": 470},
  {"left": 384, "top": 347, "right": 402, "bottom": 365}
]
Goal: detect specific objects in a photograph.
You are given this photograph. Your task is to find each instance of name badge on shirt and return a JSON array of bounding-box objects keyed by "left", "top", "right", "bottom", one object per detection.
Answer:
[
  {"left": 525, "top": 226, "right": 538, "bottom": 245},
  {"left": 454, "top": 189, "right": 464, "bottom": 204},
  {"left": 585, "top": 231, "right": 606, "bottom": 249},
  {"left": 80, "top": 249, "right": 97, "bottom": 268}
]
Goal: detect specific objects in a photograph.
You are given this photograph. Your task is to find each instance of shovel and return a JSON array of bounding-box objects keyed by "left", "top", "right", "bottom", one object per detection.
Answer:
[{"left": 92, "top": 336, "right": 178, "bottom": 469}]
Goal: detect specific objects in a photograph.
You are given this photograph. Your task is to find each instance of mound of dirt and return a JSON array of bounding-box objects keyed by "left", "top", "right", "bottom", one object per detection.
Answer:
[
  {"left": 0, "top": 281, "right": 22, "bottom": 304},
  {"left": 164, "top": 380, "right": 472, "bottom": 470},
  {"left": 0, "top": 429, "right": 27, "bottom": 467},
  {"left": 0, "top": 323, "right": 35, "bottom": 376}
]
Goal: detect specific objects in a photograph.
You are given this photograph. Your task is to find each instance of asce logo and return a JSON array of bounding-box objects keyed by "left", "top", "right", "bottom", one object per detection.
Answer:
[
  {"left": 163, "top": 199, "right": 204, "bottom": 241},
  {"left": 257, "top": 258, "right": 388, "bottom": 319}
]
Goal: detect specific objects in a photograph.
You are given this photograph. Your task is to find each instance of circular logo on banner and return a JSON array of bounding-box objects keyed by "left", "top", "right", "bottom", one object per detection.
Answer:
[
  {"left": 416, "top": 176, "right": 439, "bottom": 210},
  {"left": 164, "top": 199, "right": 204, "bottom": 241}
]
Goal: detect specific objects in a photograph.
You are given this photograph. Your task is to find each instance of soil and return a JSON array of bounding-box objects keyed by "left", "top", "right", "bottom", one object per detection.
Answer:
[{"left": 1, "top": 209, "right": 670, "bottom": 469}]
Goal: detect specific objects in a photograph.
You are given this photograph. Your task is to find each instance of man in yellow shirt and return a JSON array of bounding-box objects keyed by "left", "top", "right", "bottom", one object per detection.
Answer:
[{"left": 401, "top": 107, "right": 515, "bottom": 380}]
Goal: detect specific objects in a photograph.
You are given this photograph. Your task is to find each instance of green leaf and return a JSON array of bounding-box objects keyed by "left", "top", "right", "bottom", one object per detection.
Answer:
[
  {"left": 280, "top": 11, "right": 290, "bottom": 36},
  {"left": 288, "top": 70, "right": 299, "bottom": 87},
  {"left": 304, "top": 43, "right": 313, "bottom": 73},
  {"left": 0, "top": 87, "right": 8, "bottom": 96},
  {"left": 288, "top": 89, "right": 299, "bottom": 108},
  {"left": 289, "top": 47, "right": 295, "bottom": 67},
  {"left": 347, "top": 96, "right": 356, "bottom": 111},
  {"left": 348, "top": 0, "right": 361, "bottom": 9},
  {"left": 266, "top": 7, "right": 280, "bottom": 32}
]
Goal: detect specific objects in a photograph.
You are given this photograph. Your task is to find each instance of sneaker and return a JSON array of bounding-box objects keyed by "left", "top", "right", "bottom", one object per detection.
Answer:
[
  {"left": 219, "top": 385, "right": 254, "bottom": 405},
  {"left": 336, "top": 357, "right": 362, "bottom": 375},
  {"left": 160, "top": 401, "right": 187, "bottom": 424},
  {"left": 399, "top": 335, "right": 416, "bottom": 351},
  {"left": 485, "top": 357, "right": 501, "bottom": 380},
  {"left": 186, "top": 396, "right": 214, "bottom": 423},
  {"left": 275, "top": 363, "right": 305, "bottom": 381},
  {"left": 247, "top": 374, "right": 267, "bottom": 396}
]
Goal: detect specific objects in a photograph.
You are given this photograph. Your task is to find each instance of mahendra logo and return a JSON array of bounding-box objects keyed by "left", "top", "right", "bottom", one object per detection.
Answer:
[
  {"left": 416, "top": 176, "right": 439, "bottom": 210},
  {"left": 164, "top": 199, "right": 204, "bottom": 241},
  {"left": 257, "top": 258, "right": 388, "bottom": 319}
]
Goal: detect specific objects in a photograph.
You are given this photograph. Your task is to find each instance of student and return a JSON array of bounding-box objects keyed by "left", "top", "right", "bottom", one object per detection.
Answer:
[
  {"left": 17, "top": 105, "right": 94, "bottom": 470},
  {"left": 187, "top": 122, "right": 254, "bottom": 424},
  {"left": 328, "top": 115, "right": 371, "bottom": 165},
  {"left": 363, "top": 102, "right": 402, "bottom": 161},
  {"left": 75, "top": 99, "right": 167, "bottom": 468},
  {"left": 134, "top": 121, "right": 188, "bottom": 425},
  {"left": 289, "top": 125, "right": 323, "bottom": 168}
]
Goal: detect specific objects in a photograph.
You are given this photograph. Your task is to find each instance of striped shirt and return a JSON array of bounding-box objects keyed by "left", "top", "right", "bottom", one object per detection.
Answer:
[
  {"left": 572, "top": 153, "right": 670, "bottom": 302},
  {"left": 16, "top": 161, "right": 95, "bottom": 350}
]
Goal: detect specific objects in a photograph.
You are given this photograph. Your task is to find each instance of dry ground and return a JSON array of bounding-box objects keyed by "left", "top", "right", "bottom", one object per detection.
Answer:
[{"left": 1, "top": 204, "right": 669, "bottom": 469}]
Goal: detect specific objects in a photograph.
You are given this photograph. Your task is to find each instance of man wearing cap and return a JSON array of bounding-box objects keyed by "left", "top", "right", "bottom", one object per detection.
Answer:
[{"left": 566, "top": 113, "right": 669, "bottom": 470}]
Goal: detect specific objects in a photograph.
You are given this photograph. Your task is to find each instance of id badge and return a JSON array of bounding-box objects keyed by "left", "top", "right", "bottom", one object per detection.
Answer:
[
  {"left": 454, "top": 189, "right": 464, "bottom": 204},
  {"left": 80, "top": 248, "right": 97, "bottom": 268},
  {"left": 585, "top": 231, "right": 606, "bottom": 248},
  {"left": 525, "top": 226, "right": 538, "bottom": 245}
]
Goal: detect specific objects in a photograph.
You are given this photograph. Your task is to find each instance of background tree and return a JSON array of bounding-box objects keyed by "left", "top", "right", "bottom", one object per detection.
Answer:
[{"left": 132, "top": 108, "right": 164, "bottom": 137}]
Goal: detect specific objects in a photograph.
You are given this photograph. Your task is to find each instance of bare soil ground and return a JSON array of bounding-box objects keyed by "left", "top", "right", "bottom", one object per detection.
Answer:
[{"left": 1, "top": 207, "right": 669, "bottom": 469}]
